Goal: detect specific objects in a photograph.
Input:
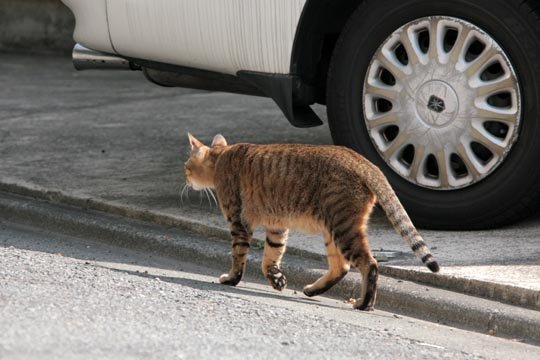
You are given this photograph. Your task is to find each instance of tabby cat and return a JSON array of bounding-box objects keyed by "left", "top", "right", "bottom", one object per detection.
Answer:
[{"left": 184, "top": 133, "right": 440, "bottom": 311}]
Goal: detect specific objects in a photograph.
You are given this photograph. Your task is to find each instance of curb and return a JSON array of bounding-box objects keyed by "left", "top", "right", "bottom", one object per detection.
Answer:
[
  {"left": 0, "top": 182, "right": 327, "bottom": 263},
  {"left": 1, "top": 190, "right": 540, "bottom": 344},
  {"left": 382, "top": 266, "right": 540, "bottom": 311},
  {"left": 1, "top": 181, "right": 538, "bottom": 310}
]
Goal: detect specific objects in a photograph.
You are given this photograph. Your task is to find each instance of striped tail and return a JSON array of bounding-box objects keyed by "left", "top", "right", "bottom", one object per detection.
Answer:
[{"left": 365, "top": 169, "right": 440, "bottom": 273}]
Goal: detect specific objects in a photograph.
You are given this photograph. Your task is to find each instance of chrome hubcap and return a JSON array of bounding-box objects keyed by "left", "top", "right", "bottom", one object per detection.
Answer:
[{"left": 363, "top": 16, "right": 521, "bottom": 189}]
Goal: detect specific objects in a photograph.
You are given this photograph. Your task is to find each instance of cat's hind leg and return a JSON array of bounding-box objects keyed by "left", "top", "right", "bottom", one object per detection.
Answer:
[
  {"left": 334, "top": 224, "right": 378, "bottom": 311},
  {"left": 219, "top": 217, "right": 253, "bottom": 286},
  {"left": 352, "top": 256, "right": 378, "bottom": 311},
  {"left": 262, "top": 228, "right": 289, "bottom": 291},
  {"left": 303, "top": 231, "right": 350, "bottom": 297}
]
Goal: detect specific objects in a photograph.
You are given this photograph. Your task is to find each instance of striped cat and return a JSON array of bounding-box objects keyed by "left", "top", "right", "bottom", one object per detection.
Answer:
[{"left": 184, "top": 133, "right": 440, "bottom": 311}]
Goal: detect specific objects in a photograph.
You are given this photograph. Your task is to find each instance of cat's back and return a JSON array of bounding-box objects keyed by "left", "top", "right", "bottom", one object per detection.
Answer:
[
  {"left": 217, "top": 142, "right": 377, "bottom": 184},
  {"left": 251, "top": 143, "right": 371, "bottom": 170}
]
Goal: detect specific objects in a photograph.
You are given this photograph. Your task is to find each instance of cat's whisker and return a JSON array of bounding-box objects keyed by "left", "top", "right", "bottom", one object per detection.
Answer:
[
  {"left": 180, "top": 184, "right": 189, "bottom": 205},
  {"left": 208, "top": 189, "right": 219, "bottom": 207},
  {"left": 188, "top": 190, "right": 195, "bottom": 206},
  {"left": 207, "top": 188, "right": 215, "bottom": 208},
  {"left": 203, "top": 188, "right": 213, "bottom": 208}
]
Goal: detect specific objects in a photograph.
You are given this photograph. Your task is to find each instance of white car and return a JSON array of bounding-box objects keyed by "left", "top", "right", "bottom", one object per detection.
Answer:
[{"left": 62, "top": 0, "right": 540, "bottom": 230}]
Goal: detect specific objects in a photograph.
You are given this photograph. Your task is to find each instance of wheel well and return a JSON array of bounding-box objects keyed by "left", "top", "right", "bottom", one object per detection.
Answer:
[
  {"left": 291, "top": 0, "right": 364, "bottom": 105},
  {"left": 292, "top": 0, "right": 540, "bottom": 105}
]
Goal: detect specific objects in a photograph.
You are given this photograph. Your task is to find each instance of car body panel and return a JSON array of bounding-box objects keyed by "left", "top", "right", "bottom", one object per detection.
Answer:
[
  {"left": 65, "top": 0, "right": 307, "bottom": 75},
  {"left": 62, "top": 0, "right": 114, "bottom": 53}
]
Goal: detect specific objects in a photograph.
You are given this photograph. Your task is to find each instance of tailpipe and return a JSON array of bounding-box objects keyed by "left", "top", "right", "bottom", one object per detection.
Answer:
[{"left": 72, "top": 44, "right": 140, "bottom": 71}]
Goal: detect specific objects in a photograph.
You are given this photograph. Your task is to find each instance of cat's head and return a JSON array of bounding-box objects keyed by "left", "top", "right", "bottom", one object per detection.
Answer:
[{"left": 184, "top": 133, "right": 228, "bottom": 190}]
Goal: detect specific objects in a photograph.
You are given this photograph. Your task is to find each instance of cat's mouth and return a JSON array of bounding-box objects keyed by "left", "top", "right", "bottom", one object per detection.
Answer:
[
  {"left": 186, "top": 178, "right": 203, "bottom": 191},
  {"left": 190, "top": 183, "right": 203, "bottom": 191}
]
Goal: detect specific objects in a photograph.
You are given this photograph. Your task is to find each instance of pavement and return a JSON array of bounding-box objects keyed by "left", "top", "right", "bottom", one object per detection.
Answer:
[
  {"left": 1, "top": 54, "right": 540, "bottom": 341},
  {"left": 5, "top": 223, "right": 539, "bottom": 360},
  {"left": 0, "top": 0, "right": 74, "bottom": 55}
]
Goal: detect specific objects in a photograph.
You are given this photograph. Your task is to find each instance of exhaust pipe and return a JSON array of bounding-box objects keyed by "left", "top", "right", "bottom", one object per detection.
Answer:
[{"left": 72, "top": 44, "right": 140, "bottom": 71}]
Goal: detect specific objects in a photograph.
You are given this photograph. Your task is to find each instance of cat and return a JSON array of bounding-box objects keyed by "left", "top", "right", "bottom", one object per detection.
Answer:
[{"left": 184, "top": 133, "right": 440, "bottom": 311}]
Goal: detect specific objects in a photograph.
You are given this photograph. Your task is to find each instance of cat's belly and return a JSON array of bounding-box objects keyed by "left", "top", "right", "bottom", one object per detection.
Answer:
[{"left": 251, "top": 214, "right": 324, "bottom": 234}]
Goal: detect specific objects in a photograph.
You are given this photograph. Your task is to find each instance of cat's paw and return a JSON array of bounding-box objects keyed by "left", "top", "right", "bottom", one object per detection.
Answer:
[
  {"left": 354, "top": 303, "right": 375, "bottom": 311},
  {"left": 302, "top": 283, "right": 329, "bottom": 297},
  {"left": 302, "top": 284, "right": 317, "bottom": 297},
  {"left": 219, "top": 271, "right": 242, "bottom": 286},
  {"left": 352, "top": 297, "right": 375, "bottom": 311},
  {"left": 266, "top": 266, "right": 287, "bottom": 291}
]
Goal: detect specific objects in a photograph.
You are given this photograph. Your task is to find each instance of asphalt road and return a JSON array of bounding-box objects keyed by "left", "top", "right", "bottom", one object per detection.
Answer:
[{"left": 1, "top": 221, "right": 539, "bottom": 360}]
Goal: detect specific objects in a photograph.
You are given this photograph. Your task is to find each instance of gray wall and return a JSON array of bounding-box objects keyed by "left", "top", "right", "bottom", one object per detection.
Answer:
[{"left": 0, "top": 0, "right": 75, "bottom": 55}]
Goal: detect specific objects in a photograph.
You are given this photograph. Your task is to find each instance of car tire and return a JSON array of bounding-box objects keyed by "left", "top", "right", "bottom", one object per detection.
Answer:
[{"left": 326, "top": 0, "right": 540, "bottom": 230}]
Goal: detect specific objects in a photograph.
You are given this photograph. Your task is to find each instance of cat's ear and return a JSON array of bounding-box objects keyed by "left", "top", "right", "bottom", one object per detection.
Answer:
[
  {"left": 188, "top": 133, "right": 204, "bottom": 153},
  {"left": 211, "top": 134, "right": 227, "bottom": 148}
]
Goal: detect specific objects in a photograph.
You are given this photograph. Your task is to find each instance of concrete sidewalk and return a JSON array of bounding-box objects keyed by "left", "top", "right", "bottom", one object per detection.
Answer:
[{"left": 1, "top": 54, "right": 539, "bottom": 312}]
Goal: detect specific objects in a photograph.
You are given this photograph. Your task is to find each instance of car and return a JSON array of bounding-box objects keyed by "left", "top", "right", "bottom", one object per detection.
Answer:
[{"left": 61, "top": 0, "right": 540, "bottom": 230}]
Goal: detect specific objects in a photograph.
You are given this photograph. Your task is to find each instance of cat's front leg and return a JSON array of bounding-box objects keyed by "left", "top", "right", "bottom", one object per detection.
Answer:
[
  {"left": 262, "top": 228, "right": 289, "bottom": 291},
  {"left": 219, "top": 216, "right": 253, "bottom": 286}
]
